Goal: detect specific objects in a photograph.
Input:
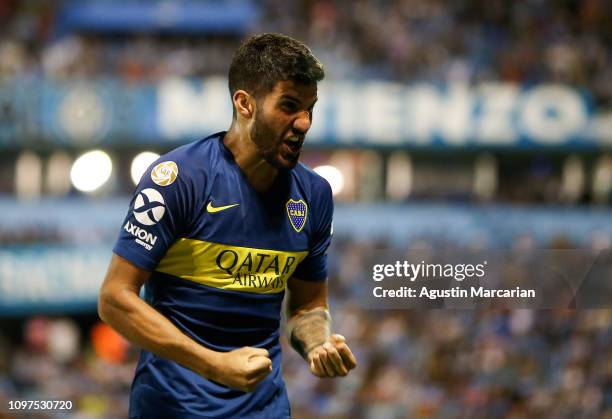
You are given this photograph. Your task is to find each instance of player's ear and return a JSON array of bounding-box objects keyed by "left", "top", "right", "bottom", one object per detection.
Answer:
[{"left": 233, "top": 90, "right": 254, "bottom": 119}]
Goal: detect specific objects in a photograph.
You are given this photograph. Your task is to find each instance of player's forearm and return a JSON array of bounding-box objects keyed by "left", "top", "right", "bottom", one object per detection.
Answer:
[
  {"left": 286, "top": 306, "right": 331, "bottom": 359},
  {"left": 98, "top": 287, "right": 220, "bottom": 379}
]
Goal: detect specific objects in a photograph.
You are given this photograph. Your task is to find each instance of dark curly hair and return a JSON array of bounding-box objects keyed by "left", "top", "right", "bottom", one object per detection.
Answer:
[{"left": 228, "top": 33, "right": 324, "bottom": 111}]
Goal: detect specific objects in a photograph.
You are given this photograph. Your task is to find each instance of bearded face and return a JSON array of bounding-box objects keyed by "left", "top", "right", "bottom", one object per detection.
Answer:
[{"left": 248, "top": 81, "right": 318, "bottom": 170}]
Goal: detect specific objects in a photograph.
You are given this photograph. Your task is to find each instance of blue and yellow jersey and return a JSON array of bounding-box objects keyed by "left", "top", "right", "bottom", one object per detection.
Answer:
[{"left": 112, "top": 132, "right": 333, "bottom": 419}]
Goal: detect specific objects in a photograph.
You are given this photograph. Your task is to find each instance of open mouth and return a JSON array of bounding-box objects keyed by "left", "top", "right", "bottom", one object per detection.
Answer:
[{"left": 284, "top": 137, "right": 304, "bottom": 153}]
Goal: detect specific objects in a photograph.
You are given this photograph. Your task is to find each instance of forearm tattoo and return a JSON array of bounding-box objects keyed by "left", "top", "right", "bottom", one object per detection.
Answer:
[{"left": 287, "top": 307, "right": 331, "bottom": 359}]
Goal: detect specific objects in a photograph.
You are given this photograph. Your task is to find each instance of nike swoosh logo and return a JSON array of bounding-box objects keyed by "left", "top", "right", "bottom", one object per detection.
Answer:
[{"left": 207, "top": 202, "right": 239, "bottom": 213}]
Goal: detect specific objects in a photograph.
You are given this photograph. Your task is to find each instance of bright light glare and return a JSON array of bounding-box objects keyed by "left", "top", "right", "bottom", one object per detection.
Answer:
[
  {"left": 131, "top": 151, "right": 160, "bottom": 185},
  {"left": 313, "top": 165, "right": 344, "bottom": 196},
  {"left": 70, "top": 150, "right": 112, "bottom": 192}
]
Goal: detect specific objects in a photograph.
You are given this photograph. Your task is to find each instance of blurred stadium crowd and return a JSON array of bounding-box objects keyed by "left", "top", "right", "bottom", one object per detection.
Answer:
[
  {"left": 2, "top": 308, "right": 610, "bottom": 418},
  {"left": 0, "top": 234, "right": 611, "bottom": 418},
  {"left": 0, "top": 0, "right": 611, "bottom": 103},
  {"left": 0, "top": 0, "right": 611, "bottom": 418},
  {"left": 1, "top": 0, "right": 611, "bottom": 206}
]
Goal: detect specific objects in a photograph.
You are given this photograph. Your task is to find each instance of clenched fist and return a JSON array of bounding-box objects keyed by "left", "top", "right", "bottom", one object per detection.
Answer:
[
  {"left": 307, "top": 334, "right": 357, "bottom": 378},
  {"left": 211, "top": 347, "right": 273, "bottom": 392}
]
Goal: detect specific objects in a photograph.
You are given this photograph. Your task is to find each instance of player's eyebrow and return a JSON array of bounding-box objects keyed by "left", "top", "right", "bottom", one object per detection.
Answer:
[{"left": 280, "top": 94, "right": 318, "bottom": 108}]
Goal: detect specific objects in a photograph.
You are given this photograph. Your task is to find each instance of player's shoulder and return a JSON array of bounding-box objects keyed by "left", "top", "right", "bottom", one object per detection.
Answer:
[
  {"left": 152, "top": 131, "right": 224, "bottom": 182},
  {"left": 293, "top": 162, "right": 332, "bottom": 201}
]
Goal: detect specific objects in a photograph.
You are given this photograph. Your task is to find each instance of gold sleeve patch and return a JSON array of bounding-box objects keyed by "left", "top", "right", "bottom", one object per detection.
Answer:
[{"left": 151, "top": 161, "right": 178, "bottom": 186}]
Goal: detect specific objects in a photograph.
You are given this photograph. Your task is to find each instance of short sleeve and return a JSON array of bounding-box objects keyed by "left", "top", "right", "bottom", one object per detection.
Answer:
[
  {"left": 112, "top": 159, "right": 193, "bottom": 271},
  {"left": 292, "top": 180, "right": 333, "bottom": 281}
]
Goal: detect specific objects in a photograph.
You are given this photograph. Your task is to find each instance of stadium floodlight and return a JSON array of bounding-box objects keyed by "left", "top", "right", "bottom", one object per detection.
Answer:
[
  {"left": 70, "top": 150, "right": 112, "bottom": 192},
  {"left": 131, "top": 151, "right": 161, "bottom": 185},
  {"left": 313, "top": 165, "right": 344, "bottom": 196}
]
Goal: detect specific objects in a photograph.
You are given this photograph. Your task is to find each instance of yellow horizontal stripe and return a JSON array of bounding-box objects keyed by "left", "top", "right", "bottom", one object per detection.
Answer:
[{"left": 156, "top": 238, "right": 309, "bottom": 294}]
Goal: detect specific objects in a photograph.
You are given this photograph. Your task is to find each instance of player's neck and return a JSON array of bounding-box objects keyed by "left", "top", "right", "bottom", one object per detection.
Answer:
[{"left": 224, "top": 127, "right": 278, "bottom": 192}]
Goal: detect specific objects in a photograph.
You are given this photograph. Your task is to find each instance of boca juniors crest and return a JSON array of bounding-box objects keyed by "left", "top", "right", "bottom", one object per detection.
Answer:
[{"left": 286, "top": 199, "right": 308, "bottom": 233}]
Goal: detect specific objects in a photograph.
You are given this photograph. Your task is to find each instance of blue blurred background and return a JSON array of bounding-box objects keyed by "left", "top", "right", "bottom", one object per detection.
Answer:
[{"left": 0, "top": 0, "right": 611, "bottom": 418}]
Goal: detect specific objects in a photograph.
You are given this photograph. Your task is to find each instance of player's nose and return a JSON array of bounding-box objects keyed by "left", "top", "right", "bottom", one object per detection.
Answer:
[{"left": 293, "top": 110, "right": 311, "bottom": 134}]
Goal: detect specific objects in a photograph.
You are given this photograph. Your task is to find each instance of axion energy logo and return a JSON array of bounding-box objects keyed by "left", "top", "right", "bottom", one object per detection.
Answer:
[
  {"left": 133, "top": 188, "right": 166, "bottom": 226},
  {"left": 124, "top": 221, "right": 157, "bottom": 250}
]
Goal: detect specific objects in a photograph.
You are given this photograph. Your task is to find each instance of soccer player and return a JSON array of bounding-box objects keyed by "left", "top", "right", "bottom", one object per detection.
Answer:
[{"left": 98, "top": 33, "right": 357, "bottom": 418}]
